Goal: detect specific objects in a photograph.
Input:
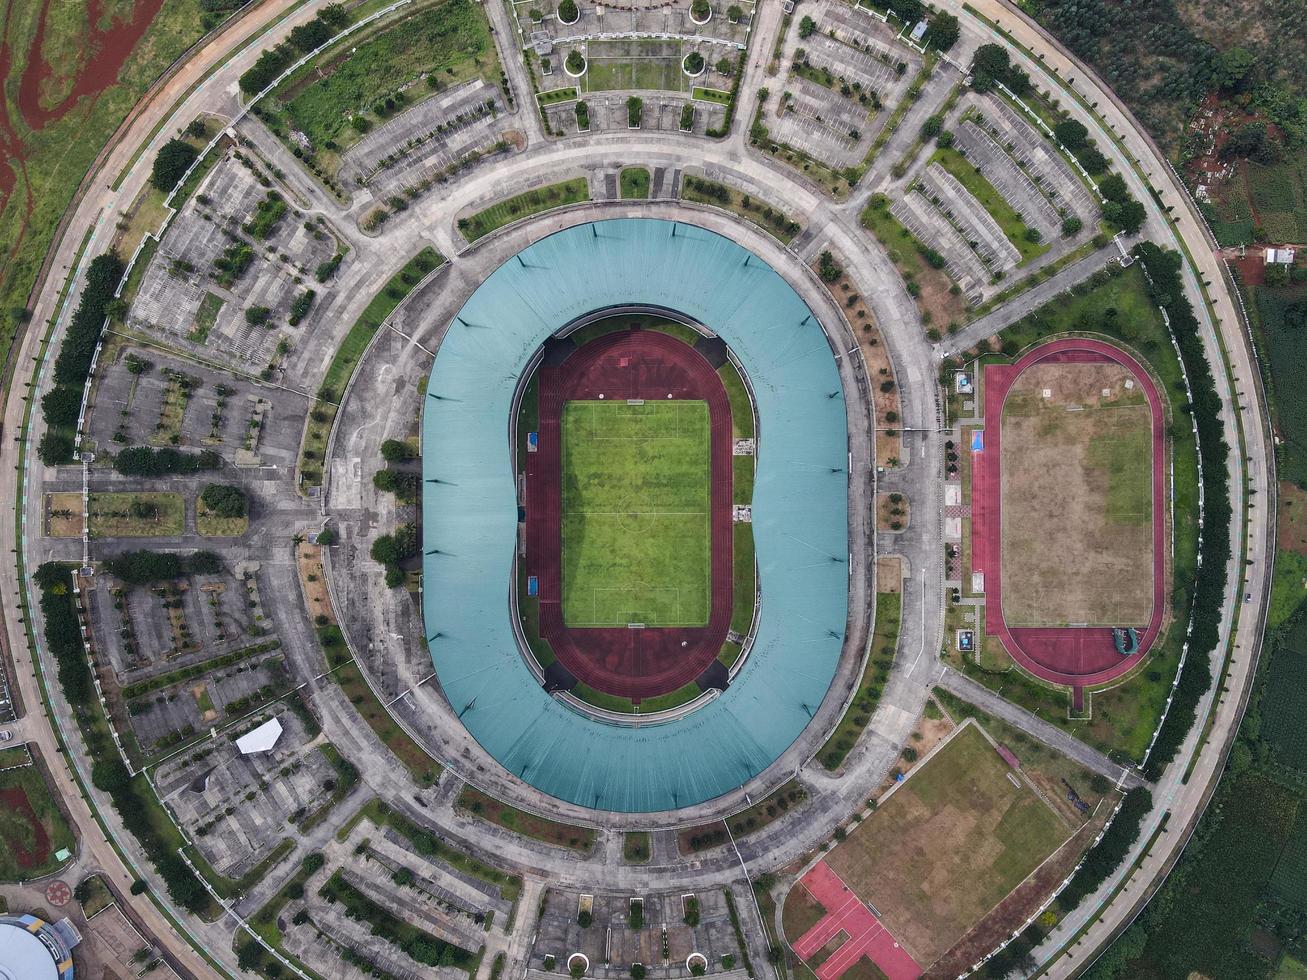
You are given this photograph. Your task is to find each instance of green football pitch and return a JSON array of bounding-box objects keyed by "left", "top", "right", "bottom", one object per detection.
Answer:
[{"left": 561, "top": 400, "right": 711, "bottom": 626}]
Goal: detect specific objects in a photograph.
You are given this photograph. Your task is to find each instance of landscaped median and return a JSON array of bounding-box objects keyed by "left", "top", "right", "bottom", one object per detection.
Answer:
[
  {"left": 297, "top": 246, "right": 444, "bottom": 490},
  {"left": 819, "top": 590, "right": 902, "bottom": 771},
  {"left": 456, "top": 784, "right": 596, "bottom": 853},
  {"left": 456, "top": 177, "right": 590, "bottom": 242}
]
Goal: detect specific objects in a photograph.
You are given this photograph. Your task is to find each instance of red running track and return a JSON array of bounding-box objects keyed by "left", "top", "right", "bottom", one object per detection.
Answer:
[
  {"left": 524, "top": 329, "right": 733, "bottom": 701},
  {"left": 792, "top": 862, "right": 922, "bottom": 980},
  {"left": 971, "top": 338, "right": 1167, "bottom": 688}
]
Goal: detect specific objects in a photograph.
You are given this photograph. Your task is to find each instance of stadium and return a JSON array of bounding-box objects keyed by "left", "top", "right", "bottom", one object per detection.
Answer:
[{"left": 420, "top": 218, "right": 854, "bottom": 812}]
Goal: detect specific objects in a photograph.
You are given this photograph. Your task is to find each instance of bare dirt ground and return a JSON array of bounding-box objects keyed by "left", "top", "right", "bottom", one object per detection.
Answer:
[
  {"left": 876, "top": 555, "right": 902, "bottom": 592},
  {"left": 1000, "top": 361, "right": 1154, "bottom": 626}
]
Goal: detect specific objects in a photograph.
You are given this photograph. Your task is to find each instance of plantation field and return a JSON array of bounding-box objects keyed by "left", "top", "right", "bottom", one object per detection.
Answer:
[
  {"left": 279, "top": 0, "right": 495, "bottom": 149},
  {"left": 823, "top": 723, "right": 1068, "bottom": 965},
  {"left": 561, "top": 400, "right": 711, "bottom": 627},
  {"left": 1254, "top": 283, "right": 1307, "bottom": 487},
  {"left": 1248, "top": 156, "right": 1307, "bottom": 243},
  {"left": 1262, "top": 642, "right": 1307, "bottom": 776},
  {"left": 1270, "top": 804, "right": 1307, "bottom": 912}
]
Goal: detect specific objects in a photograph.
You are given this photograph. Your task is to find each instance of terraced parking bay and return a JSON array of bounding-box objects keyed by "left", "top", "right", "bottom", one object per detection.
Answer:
[{"left": 562, "top": 400, "right": 711, "bottom": 627}]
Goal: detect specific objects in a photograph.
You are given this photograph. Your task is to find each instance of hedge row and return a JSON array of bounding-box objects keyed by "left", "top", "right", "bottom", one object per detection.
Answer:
[
  {"left": 1133, "top": 242, "right": 1232, "bottom": 780},
  {"left": 38, "top": 252, "right": 124, "bottom": 464},
  {"left": 33, "top": 563, "right": 209, "bottom": 913},
  {"left": 104, "top": 549, "right": 223, "bottom": 584}
]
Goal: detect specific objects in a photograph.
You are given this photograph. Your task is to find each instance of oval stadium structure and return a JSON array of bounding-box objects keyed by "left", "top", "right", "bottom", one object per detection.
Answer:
[{"left": 421, "top": 217, "right": 851, "bottom": 811}]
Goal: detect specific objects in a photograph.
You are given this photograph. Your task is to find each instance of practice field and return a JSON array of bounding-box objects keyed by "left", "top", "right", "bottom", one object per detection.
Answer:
[
  {"left": 561, "top": 400, "right": 711, "bottom": 626},
  {"left": 822, "top": 723, "right": 1069, "bottom": 966},
  {"left": 1000, "top": 361, "right": 1154, "bottom": 627},
  {"left": 584, "top": 38, "right": 685, "bottom": 92}
]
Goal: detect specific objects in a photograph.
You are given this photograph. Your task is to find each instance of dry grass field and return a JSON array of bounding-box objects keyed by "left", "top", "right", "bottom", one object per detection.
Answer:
[
  {"left": 822, "top": 722, "right": 1068, "bottom": 966},
  {"left": 1000, "top": 362, "right": 1154, "bottom": 627}
]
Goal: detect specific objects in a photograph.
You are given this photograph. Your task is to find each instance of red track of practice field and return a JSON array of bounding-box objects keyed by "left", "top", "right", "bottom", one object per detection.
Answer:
[
  {"left": 791, "top": 862, "right": 923, "bottom": 980},
  {"left": 971, "top": 338, "right": 1167, "bottom": 689},
  {"left": 524, "top": 329, "right": 734, "bottom": 700}
]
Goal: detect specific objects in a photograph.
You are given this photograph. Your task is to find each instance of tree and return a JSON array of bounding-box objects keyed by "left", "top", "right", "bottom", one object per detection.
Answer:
[
  {"left": 727, "top": 3, "right": 742, "bottom": 21},
  {"left": 41, "top": 386, "right": 83, "bottom": 428},
  {"left": 1283, "top": 301, "right": 1307, "bottom": 329},
  {"left": 716, "top": 57, "right": 733, "bottom": 75},
  {"left": 1061, "top": 215, "right": 1084, "bottom": 237},
  {"left": 317, "top": 526, "right": 338, "bottom": 545},
  {"left": 920, "top": 114, "right": 943, "bottom": 139},
  {"left": 566, "top": 49, "right": 586, "bottom": 74},
  {"left": 928, "top": 12, "right": 958, "bottom": 50},
  {"left": 558, "top": 0, "right": 578, "bottom": 21},
  {"left": 970, "top": 43, "right": 1009, "bottom": 92},
  {"left": 200, "top": 484, "right": 248, "bottom": 518},
  {"left": 684, "top": 51, "right": 705, "bottom": 74},
  {"left": 1054, "top": 119, "right": 1088, "bottom": 149},
  {"left": 1224, "top": 121, "right": 1278, "bottom": 164},
  {"left": 798, "top": 14, "right": 816, "bottom": 38},
  {"left": 289, "top": 18, "right": 332, "bottom": 51},
  {"left": 381, "top": 438, "right": 413, "bottom": 462},
  {"left": 691, "top": 0, "right": 710, "bottom": 19},
  {"left": 1214, "top": 47, "right": 1256, "bottom": 92},
  {"left": 151, "top": 139, "right": 199, "bottom": 192},
  {"left": 818, "top": 250, "right": 842, "bottom": 282},
  {"left": 1098, "top": 173, "right": 1129, "bottom": 204}
]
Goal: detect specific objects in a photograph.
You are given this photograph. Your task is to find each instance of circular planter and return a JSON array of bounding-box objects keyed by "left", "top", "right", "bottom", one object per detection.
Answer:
[
  {"left": 689, "top": 2, "right": 712, "bottom": 25},
  {"left": 682, "top": 54, "right": 707, "bottom": 78},
  {"left": 558, "top": 1, "right": 581, "bottom": 24},
  {"left": 568, "top": 954, "right": 590, "bottom": 976},
  {"left": 687, "top": 953, "right": 709, "bottom": 974},
  {"left": 564, "top": 52, "right": 588, "bottom": 78}
]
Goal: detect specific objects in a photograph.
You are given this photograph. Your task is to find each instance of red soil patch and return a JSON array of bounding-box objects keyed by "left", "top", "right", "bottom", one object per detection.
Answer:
[
  {"left": 971, "top": 338, "right": 1166, "bottom": 688},
  {"left": 525, "top": 329, "right": 733, "bottom": 701},
  {"left": 0, "top": 785, "right": 52, "bottom": 869}
]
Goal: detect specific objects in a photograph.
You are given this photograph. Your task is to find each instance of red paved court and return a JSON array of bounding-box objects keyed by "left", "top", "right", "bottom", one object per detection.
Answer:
[
  {"left": 971, "top": 338, "right": 1167, "bottom": 689},
  {"left": 792, "top": 862, "right": 922, "bottom": 980},
  {"left": 524, "top": 329, "right": 733, "bottom": 701}
]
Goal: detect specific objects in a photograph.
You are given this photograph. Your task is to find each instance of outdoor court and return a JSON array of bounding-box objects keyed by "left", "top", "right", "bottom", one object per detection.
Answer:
[
  {"left": 561, "top": 399, "right": 711, "bottom": 627},
  {"left": 791, "top": 862, "right": 922, "bottom": 980},
  {"left": 971, "top": 338, "right": 1168, "bottom": 689},
  {"left": 524, "top": 328, "right": 735, "bottom": 701}
]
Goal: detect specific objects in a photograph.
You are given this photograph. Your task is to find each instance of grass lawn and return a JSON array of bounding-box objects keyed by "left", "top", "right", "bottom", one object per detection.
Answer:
[
  {"left": 0, "top": 763, "right": 75, "bottom": 881},
  {"left": 692, "top": 86, "right": 732, "bottom": 104},
  {"left": 561, "top": 400, "right": 711, "bottom": 627},
  {"left": 620, "top": 166, "right": 651, "bottom": 199},
  {"left": 681, "top": 176, "right": 802, "bottom": 245},
  {"left": 819, "top": 592, "right": 901, "bottom": 770},
  {"left": 457, "top": 784, "right": 595, "bottom": 853},
  {"left": 861, "top": 194, "right": 966, "bottom": 328},
  {"left": 279, "top": 0, "right": 496, "bottom": 151},
  {"left": 823, "top": 723, "right": 1068, "bottom": 965},
  {"left": 930, "top": 147, "right": 1050, "bottom": 264},
  {"left": 623, "top": 831, "right": 652, "bottom": 863},
  {"left": 189, "top": 291, "right": 224, "bottom": 344},
  {"left": 88, "top": 492, "right": 184, "bottom": 537},
  {"left": 298, "top": 246, "right": 443, "bottom": 489},
  {"left": 718, "top": 362, "right": 755, "bottom": 438},
  {"left": 459, "top": 178, "right": 589, "bottom": 241},
  {"left": 640, "top": 681, "right": 702, "bottom": 711},
  {"left": 538, "top": 85, "right": 578, "bottom": 105},
  {"left": 732, "top": 523, "right": 756, "bottom": 635},
  {"left": 196, "top": 500, "right": 249, "bottom": 537},
  {"left": 584, "top": 39, "right": 684, "bottom": 91}
]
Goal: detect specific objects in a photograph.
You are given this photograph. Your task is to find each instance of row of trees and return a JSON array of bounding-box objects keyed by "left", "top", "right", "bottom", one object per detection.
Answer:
[
  {"left": 114, "top": 446, "right": 222, "bottom": 477},
  {"left": 38, "top": 252, "right": 125, "bottom": 465},
  {"left": 33, "top": 562, "right": 210, "bottom": 913},
  {"left": 104, "top": 549, "right": 223, "bottom": 585},
  {"left": 238, "top": 4, "right": 350, "bottom": 95}
]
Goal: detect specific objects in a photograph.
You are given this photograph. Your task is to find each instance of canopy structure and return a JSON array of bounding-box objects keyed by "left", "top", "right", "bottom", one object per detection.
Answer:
[{"left": 422, "top": 218, "right": 849, "bottom": 812}]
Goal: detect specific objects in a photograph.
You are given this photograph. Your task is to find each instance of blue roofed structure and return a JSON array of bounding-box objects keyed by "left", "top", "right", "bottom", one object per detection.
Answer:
[{"left": 421, "top": 218, "right": 850, "bottom": 812}]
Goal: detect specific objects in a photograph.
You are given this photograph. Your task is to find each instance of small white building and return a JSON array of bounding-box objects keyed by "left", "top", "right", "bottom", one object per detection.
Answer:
[
  {"left": 1265, "top": 247, "right": 1296, "bottom": 265},
  {"left": 235, "top": 717, "right": 283, "bottom": 755}
]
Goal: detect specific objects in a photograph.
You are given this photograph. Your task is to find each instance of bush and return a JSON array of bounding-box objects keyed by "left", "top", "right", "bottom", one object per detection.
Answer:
[
  {"left": 151, "top": 139, "right": 199, "bottom": 192},
  {"left": 818, "top": 250, "right": 842, "bottom": 282},
  {"left": 200, "top": 484, "right": 248, "bottom": 518}
]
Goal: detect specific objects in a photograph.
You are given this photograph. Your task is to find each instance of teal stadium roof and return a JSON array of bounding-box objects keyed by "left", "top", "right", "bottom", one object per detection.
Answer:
[{"left": 422, "top": 218, "right": 849, "bottom": 812}]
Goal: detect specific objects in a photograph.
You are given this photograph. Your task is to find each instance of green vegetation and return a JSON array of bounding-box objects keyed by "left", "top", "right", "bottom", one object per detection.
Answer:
[
  {"left": 692, "top": 86, "right": 732, "bottom": 105},
  {"left": 537, "top": 86, "right": 579, "bottom": 106},
  {"left": 619, "top": 167, "right": 651, "bottom": 199},
  {"left": 243, "top": 191, "right": 287, "bottom": 240},
  {"left": 947, "top": 259, "right": 1205, "bottom": 763},
  {"left": 151, "top": 138, "right": 200, "bottom": 192},
  {"left": 327, "top": 662, "right": 441, "bottom": 787},
  {"left": 120, "top": 642, "right": 281, "bottom": 700},
  {"left": 623, "top": 831, "right": 651, "bottom": 863},
  {"left": 298, "top": 744, "right": 359, "bottom": 831},
  {"left": 103, "top": 550, "right": 222, "bottom": 585},
  {"left": 0, "top": 3, "right": 221, "bottom": 385},
  {"left": 1270, "top": 551, "right": 1307, "bottom": 629},
  {"left": 114, "top": 446, "right": 221, "bottom": 477},
  {"left": 34, "top": 563, "right": 215, "bottom": 916},
  {"left": 820, "top": 592, "right": 901, "bottom": 770},
  {"left": 561, "top": 400, "right": 711, "bottom": 627},
  {"left": 640, "top": 682, "right": 703, "bottom": 712},
  {"left": 0, "top": 762, "right": 76, "bottom": 881},
  {"left": 457, "top": 784, "right": 595, "bottom": 852},
  {"left": 299, "top": 247, "right": 443, "bottom": 488},
  {"left": 681, "top": 175, "right": 802, "bottom": 244},
  {"left": 731, "top": 523, "right": 755, "bottom": 636},
  {"left": 458, "top": 178, "right": 589, "bottom": 241},
  {"left": 86, "top": 492, "right": 183, "bottom": 537},
  {"left": 929, "top": 147, "right": 1049, "bottom": 264}
]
